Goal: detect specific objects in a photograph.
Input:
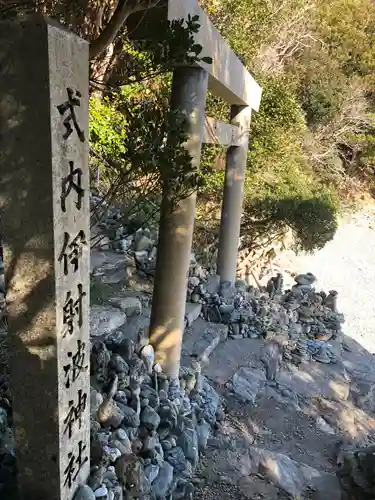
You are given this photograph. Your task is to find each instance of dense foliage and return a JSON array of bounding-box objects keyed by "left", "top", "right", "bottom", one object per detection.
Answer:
[{"left": 198, "top": 0, "right": 375, "bottom": 250}]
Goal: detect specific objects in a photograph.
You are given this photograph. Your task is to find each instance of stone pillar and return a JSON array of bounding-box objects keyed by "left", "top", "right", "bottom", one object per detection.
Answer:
[
  {"left": 150, "top": 67, "right": 208, "bottom": 379},
  {"left": 217, "top": 105, "right": 252, "bottom": 285},
  {"left": 0, "top": 15, "right": 90, "bottom": 499}
]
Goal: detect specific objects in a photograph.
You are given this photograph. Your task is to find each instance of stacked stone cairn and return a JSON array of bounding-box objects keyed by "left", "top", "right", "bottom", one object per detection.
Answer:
[
  {"left": 186, "top": 268, "right": 345, "bottom": 366},
  {"left": 85, "top": 327, "right": 221, "bottom": 500},
  {"left": 91, "top": 195, "right": 159, "bottom": 279}
]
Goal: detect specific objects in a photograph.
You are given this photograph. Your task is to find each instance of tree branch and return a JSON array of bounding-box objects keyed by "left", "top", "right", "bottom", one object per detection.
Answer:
[{"left": 89, "top": 0, "right": 162, "bottom": 60}]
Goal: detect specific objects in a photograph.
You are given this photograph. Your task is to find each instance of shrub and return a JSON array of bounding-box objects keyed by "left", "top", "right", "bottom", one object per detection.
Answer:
[{"left": 242, "top": 192, "right": 339, "bottom": 253}]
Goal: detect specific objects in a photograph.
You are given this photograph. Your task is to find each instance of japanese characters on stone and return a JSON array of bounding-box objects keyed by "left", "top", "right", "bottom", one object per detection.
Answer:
[
  {"left": 57, "top": 87, "right": 86, "bottom": 143},
  {"left": 57, "top": 86, "right": 89, "bottom": 493},
  {"left": 64, "top": 440, "right": 89, "bottom": 489}
]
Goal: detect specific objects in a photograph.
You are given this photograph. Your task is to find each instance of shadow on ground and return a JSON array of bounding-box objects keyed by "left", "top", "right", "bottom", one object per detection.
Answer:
[{"left": 191, "top": 334, "right": 375, "bottom": 500}]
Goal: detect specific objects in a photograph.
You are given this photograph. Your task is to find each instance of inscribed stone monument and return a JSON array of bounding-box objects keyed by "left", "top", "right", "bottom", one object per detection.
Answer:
[{"left": 0, "top": 15, "right": 90, "bottom": 499}]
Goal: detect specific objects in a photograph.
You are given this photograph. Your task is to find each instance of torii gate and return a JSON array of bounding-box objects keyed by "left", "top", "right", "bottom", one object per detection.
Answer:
[{"left": 129, "top": 0, "right": 262, "bottom": 379}]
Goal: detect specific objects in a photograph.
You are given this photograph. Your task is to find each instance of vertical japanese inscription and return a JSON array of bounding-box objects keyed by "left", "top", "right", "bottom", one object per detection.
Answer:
[
  {"left": 63, "top": 440, "right": 88, "bottom": 489},
  {"left": 64, "top": 389, "right": 88, "bottom": 439},
  {"left": 61, "top": 161, "right": 84, "bottom": 212},
  {"left": 62, "top": 283, "right": 87, "bottom": 337},
  {"left": 56, "top": 83, "right": 89, "bottom": 495},
  {"left": 63, "top": 339, "right": 88, "bottom": 389},
  {"left": 58, "top": 230, "right": 87, "bottom": 275},
  {"left": 57, "top": 88, "right": 85, "bottom": 142}
]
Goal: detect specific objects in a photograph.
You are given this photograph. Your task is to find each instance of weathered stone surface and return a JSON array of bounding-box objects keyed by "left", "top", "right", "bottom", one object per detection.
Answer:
[
  {"left": 100, "top": 265, "right": 129, "bottom": 284},
  {"left": 91, "top": 305, "right": 127, "bottom": 337},
  {"left": 295, "top": 272, "right": 316, "bottom": 286},
  {"left": 0, "top": 15, "right": 90, "bottom": 499},
  {"left": 135, "top": 235, "right": 154, "bottom": 252},
  {"left": 141, "top": 406, "right": 160, "bottom": 431},
  {"left": 231, "top": 367, "right": 266, "bottom": 403},
  {"left": 178, "top": 426, "right": 199, "bottom": 468},
  {"left": 206, "top": 274, "right": 221, "bottom": 295},
  {"left": 253, "top": 448, "right": 341, "bottom": 499},
  {"left": 109, "top": 354, "right": 129, "bottom": 374},
  {"left": 144, "top": 464, "right": 159, "bottom": 484},
  {"left": 165, "top": 446, "right": 188, "bottom": 473},
  {"left": 115, "top": 454, "right": 150, "bottom": 498},
  {"left": 152, "top": 462, "right": 174, "bottom": 497},
  {"left": 202, "top": 380, "right": 220, "bottom": 424},
  {"left": 260, "top": 341, "right": 281, "bottom": 381},
  {"left": 91, "top": 388, "right": 104, "bottom": 418},
  {"left": 140, "top": 344, "right": 154, "bottom": 374},
  {"left": 182, "top": 319, "right": 227, "bottom": 365},
  {"left": 73, "top": 485, "right": 96, "bottom": 500},
  {"left": 93, "top": 485, "right": 108, "bottom": 498},
  {"left": 196, "top": 420, "right": 210, "bottom": 451},
  {"left": 97, "top": 400, "right": 124, "bottom": 428},
  {"left": 209, "top": 444, "right": 340, "bottom": 499},
  {"left": 121, "top": 406, "right": 140, "bottom": 428},
  {"left": 109, "top": 296, "right": 142, "bottom": 317},
  {"left": 185, "top": 302, "right": 202, "bottom": 327}
]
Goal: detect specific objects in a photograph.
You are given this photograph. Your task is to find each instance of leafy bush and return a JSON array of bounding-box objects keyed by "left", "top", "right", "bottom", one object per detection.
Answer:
[
  {"left": 89, "top": 95, "right": 128, "bottom": 164},
  {"left": 301, "top": 80, "right": 345, "bottom": 127},
  {"left": 242, "top": 193, "right": 339, "bottom": 253}
]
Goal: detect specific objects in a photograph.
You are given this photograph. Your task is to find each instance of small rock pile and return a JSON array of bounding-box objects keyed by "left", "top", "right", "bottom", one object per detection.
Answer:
[
  {"left": 91, "top": 195, "right": 159, "bottom": 278},
  {"left": 186, "top": 270, "right": 345, "bottom": 365},
  {"left": 85, "top": 328, "right": 221, "bottom": 500}
]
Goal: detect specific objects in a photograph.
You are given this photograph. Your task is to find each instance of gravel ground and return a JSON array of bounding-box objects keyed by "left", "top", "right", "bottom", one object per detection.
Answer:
[{"left": 273, "top": 206, "right": 375, "bottom": 354}]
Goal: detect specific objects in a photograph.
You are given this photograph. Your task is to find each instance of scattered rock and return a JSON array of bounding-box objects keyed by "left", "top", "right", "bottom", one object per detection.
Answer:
[
  {"left": 121, "top": 406, "right": 140, "bottom": 428},
  {"left": 94, "top": 485, "right": 108, "bottom": 498},
  {"left": 109, "top": 354, "right": 129, "bottom": 374},
  {"left": 91, "top": 389, "right": 104, "bottom": 418},
  {"left": 316, "top": 416, "right": 336, "bottom": 435},
  {"left": 74, "top": 485, "right": 96, "bottom": 500},
  {"left": 97, "top": 399, "right": 124, "bottom": 428},
  {"left": 90, "top": 305, "right": 126, "bottom": 337},
  {"left": 115, "top": 454, "right": 150, "bottom": 497},
  {"left": 337, "top": 444, "right": 375, "bottom": 499},
  {"left": 253, "top": 447, "right": 341, "bottom": 499},
  {"left": 206, "top": 275, "right": 220, "bottom": 295},
  {"left": 135, "top": 235, "right": 154, "bottom": 252},
  {"left": 140, "top": 345, "right": 154, "bottom": 374},
  {"left": 152, "top": 462, "right": 174, "bottom": 497},
  {"left": 141, "top": 406, "right": 160, "bottom": 431},
  {"left": 261, "top": 341, "right": 281, "bottom": 381},
  {"left": 144, "top": 463, "right": 159, "bottom": 484},
  {"left": 196, "top": 420, "right": 210, "bottom": 452},
  {"left": 231, "top": 367, "right": 266, "bottom": 404},
  {"left": 202, "top": 380, "right": 219, "bottom": 424},
  {"left": 177, "top": 427, "right": 199, "bottom": 469},
  {"left": 165, "top": 446, "right": 188, "bottom": 473},
  {"left": 185, "top": 303, "right": 202, "bottom": 327},
  {"left": 109, "top": 297, "right": 142, "bottom": 317}
]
